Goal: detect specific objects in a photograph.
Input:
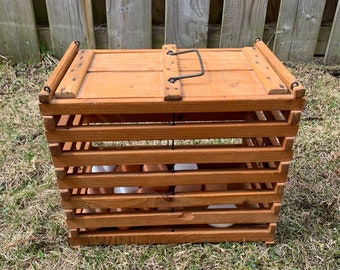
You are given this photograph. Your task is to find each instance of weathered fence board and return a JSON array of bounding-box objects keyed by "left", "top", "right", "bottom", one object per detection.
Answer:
[
  {"left": 165, "top": 0, "right": 210, "bottom": 47},
  {"left": 274, "top": 0, "right": 326, "bottom": 62},
  {"left": 106, "top": 0, "right": 152, "bottom": 49},
  {"left": 325, "top": 1, "right": 340, "bottom": 63},
  {"left": 0, "top": 0, "right": 39, "bottom": 62},
  {"left": 272, "top": 0, "right": 298, "bottom": 61},
  {"left": 220, "top": 0, "right": 268, "bottom": 48},
  {"left": 0, "top": 0, "right": 339, "bottom": 63},
  {"left": 46, "top": 0, "right": 95, "bottom": 58}
]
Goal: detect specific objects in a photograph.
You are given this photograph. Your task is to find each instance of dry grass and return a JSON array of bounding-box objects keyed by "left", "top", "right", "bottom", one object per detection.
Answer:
[{"left": 0, "top": 57, "right": 339, "bottom": 270}]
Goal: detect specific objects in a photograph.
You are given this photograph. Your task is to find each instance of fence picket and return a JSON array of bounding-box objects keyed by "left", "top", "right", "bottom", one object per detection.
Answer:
[
  {"left": 220, "top": 0, "right": 268, "bottom": 48},
  {"left": 325, "top": 1, "right": 340, "bottom": 63},
  {"left": 0, "top": 0, "right": 339, "bottom": 63},
  {"left": 274, "top": 0, "right": 326, "bottom": 62},
  {"left": 106, "top": 0, "right": 152, "bottom": 49},
  {"left": 165, "top": 0, "right": 210, "bottom": 48},
  {"left": 46, "top": 0, "right": 95, "bottom": 58},
  {"left": 0, "top": 0, "right": 39, "bottom": 62}
]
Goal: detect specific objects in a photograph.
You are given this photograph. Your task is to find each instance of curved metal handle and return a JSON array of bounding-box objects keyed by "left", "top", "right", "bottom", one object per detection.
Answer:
[{"left": 166, "top": 49, "right": 205, "bottom": 83}]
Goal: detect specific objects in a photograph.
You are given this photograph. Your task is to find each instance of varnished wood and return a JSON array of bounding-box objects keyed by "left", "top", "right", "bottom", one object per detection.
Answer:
[
  {"left": 39, "top": 43, "right": 304, "bottom": 246},
  {"left": 39, "top": 98, "right": 305, "bottom": 115},
  {"left": 83, "top": 112, "right": 254, "bottom": 123},
  {"left": 242, "top": 47, "right": 288, "bottom": 94},
  {"left": 57, "top": 168, "right": 287, "bottom": 189},
  {"left": 69, "top": 229, "right": 79, "bottom": 238},
  {"left": 254, "top": 40, "right": 305, "bottom": 98},
  {"left": 68, "top": 225, "right": 275, "bottom": 246},
  {"left": 288, "top": 111, "right": 302, "bottom": 125},
  {"left": 49, "top": 143, "right": 63, "bottom": 156},
  {"left": 65, "top": 209, "right": 76, "bottom": 220},
  {"left": 162, "top": 44, "right": 182, "bottom": 100},
  {"left": 52, "top": 147, "right": 293, "bottom": 167},
  {"left": 66, "top": 206, "right": 280, "bottom": 229},
  {"left": 60, "top": 189, "right": 72, "bottom": 201},
  {"left": 88, "top": 50, "right": 250, "bottom": 72},
  {"left": 58, "top": 168, "right": 286, "bottom": 189},
  {"left": 38, "top": 41, "right": 79, "bottom": 103},
  {"left": 43, "top": 116, "right": 59, "bottom": 130},
  {"left": 55, "top": 50, "right": 95, "bottom": 99},
  {"left": 46, "top": 122, "right": 298, "bottom": 142},
  {"left": 55, "top": 167, "right": 67, "bottom": 180},
  {"left": 282, "top": 137, "right": 295, "bottom": 150},
  {"left": 62, "top": 189, "right": 283, "bottom": 210}
]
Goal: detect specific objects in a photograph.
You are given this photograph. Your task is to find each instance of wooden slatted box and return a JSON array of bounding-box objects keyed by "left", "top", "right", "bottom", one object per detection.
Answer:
[{"left": 39, "top": 40, "right": 305, "bottom": 246}]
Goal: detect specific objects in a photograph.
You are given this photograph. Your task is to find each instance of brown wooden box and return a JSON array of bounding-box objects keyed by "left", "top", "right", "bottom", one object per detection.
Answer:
[{"left": 39, "top": 40, "right": 305, "bottom": 246}]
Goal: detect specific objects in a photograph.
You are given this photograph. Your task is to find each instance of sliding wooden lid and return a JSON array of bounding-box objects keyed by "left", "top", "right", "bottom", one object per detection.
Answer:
[{"left": 45, "top": 41, "right": 303, "bottom": 103}]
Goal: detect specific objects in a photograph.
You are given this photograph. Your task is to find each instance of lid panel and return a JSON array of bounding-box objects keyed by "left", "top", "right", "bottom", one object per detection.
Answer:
[
  {"left": 77, "top": 71, "right": 162, "bottom": 98},
  {"left": 177, "top": 51, "right": 251, "bottom": 71},
  {"left": 77, "top": 70, "right": 265, "bottom": 99},
  {"left": 181, "top": 71, "right": 266, "bottom": 97},
  {"left": 88, "top": 52, "right": 161, "bottom": 72},
  {"left": 54, "top": 45, "right": 290, "bottom": 101},
  {"left": 87, "top": 50, "right": 251, "bottom": 73}
]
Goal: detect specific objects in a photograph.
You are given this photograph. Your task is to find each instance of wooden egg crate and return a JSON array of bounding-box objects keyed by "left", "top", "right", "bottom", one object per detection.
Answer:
[{"left": 39, "top": 40, "right": 305, "bottom": 246}]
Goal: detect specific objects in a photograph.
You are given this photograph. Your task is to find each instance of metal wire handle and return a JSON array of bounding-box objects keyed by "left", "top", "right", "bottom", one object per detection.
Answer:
[{"left": 166, "top": 49, "right": 205, "bottom": 83}]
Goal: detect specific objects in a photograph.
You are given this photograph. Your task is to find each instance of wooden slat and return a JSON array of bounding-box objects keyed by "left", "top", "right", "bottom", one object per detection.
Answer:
[
  {"left": 46, "top": 0, "right": 94, "bottom": 58},
  {"left": 106, "top": 0, "right": 151, "bottom": 49},
  {"left": 254, "top": 40, "right": 305, "bottom": 98},
  {"left": 57, "top": 168, "right": 287, "bottom": 189},
  {"left": 273, "top": 0, "right": 326, "bottom": 62},
  {"left": 39, "top": 97, "right": 305, "bottom": 116},
  {"left": 162, "top": 44, "right": 182, "bottom": 101},
  {"left": 242, "top": 47, "right": 288, "bottom": 94},
  {"left": 165, "top": 0, "right": 210, "bottom": 47},
  {"left": 46, "top": 122, "right": 298, "bottom": 142},
  {"left": 53, "top": 147, "right": 293, "bottom": 167},
  {"left": 65, "top": 209, "right": 76, "bottom": 220},
  {"left": 62, "top": 186, "right": 284, "bottom": 209},
  {"left": 43, "top": 116, "right": 60, "bottom": 131},
  {"left": 38, "top": 42, "right": 79, "bottom": 103},
  {"left": 68, "top": 225, "right": 275, "bottom": 246},
  {"left": 49, "top": 143, "right": 63, "bottom": 156},
  {"left": 278, "top": 161, "right": 290, "bottom": 174},
  {"left": 55, "top": 50, "right": 94, "bottom": 98},
  {"left": 69, "top": 229, "right": 79, "bottom": 239},
  {"left": 325, "top": 1, "right": 340, "bottom": 63},
  {"left": 66, "top": 205, "right": 280, "bottom": 229},
  {"left": 83, "top": 112, "right": 253, "bottom": 123},
  {"left": 287, "top": 111, "right": 301, "bottom": 125},
  {"left": 87, "top": 49, "right": 249, "bottom": 73},
  {"left": 282, "top": 137, "right": 295, "bottom": 150},
  {"left": 55, "top": 167, "right": 67, "bottom": 180},
  {"left": 77, "top": 70, "right": 267, "bottom": 99},
  {"left": 220, "top": 0, "right": 268, "bottom": 47},
  {"left": 0, "top": 0, "right": 39, "bottom": 62}
]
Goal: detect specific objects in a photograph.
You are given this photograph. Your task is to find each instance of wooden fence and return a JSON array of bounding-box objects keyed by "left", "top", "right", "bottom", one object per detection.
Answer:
[{"left": 0, "top": 0, "right": 339, "bottom": 63}]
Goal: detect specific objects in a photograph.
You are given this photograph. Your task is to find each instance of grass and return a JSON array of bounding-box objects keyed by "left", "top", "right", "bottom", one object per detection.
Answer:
[{"left": 0, "top": 57, "right": 339, "bottom": 270}]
